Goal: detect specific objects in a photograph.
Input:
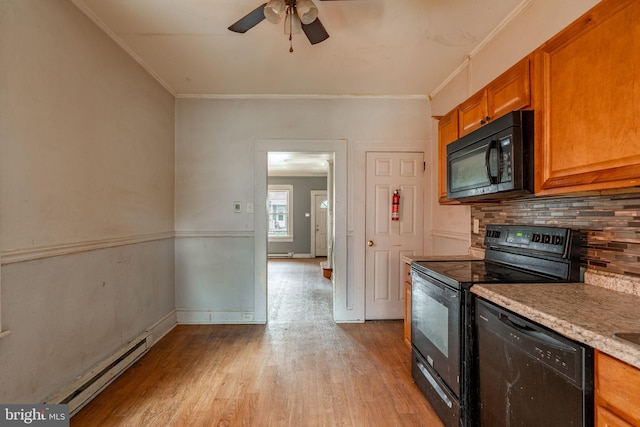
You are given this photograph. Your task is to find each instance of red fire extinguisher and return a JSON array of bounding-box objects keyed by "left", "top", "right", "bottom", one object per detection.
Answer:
[{"left": 391, "top": 190, "right": 400, "bottom": 221}]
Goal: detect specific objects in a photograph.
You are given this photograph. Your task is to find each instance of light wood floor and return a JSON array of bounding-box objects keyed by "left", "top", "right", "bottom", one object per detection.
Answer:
[{"left": 71, "top": 258, "right": 443, "bottom": 426}]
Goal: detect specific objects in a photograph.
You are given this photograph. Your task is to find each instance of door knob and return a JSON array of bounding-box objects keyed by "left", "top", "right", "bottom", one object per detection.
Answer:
[{"left": 368, "top": 240, "right": 374, "bottom": 247}]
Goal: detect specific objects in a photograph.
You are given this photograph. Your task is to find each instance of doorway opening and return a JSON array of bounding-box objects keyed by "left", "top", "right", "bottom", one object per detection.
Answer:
[
  {"left": 254, "top": 139, "right": 347, "bottom": 324},
  {"left": 267, "top": 152, "right": 332, "bottom": 322}
]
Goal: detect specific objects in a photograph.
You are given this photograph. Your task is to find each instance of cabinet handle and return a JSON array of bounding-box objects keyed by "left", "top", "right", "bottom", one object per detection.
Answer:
[
  {"left": 480, "top": 119, "right": 486, "bottom": 125},
  {"left": 485, "top": 116, "right": 491, "bottom": 122}
]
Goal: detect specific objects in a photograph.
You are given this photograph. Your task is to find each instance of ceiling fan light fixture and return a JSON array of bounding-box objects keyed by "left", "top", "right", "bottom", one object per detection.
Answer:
[
  {"left": 284, "top": 10, "right": 302, "bottom": 35},
  {"left": 296, "top": 0, "right": 319, "bottom": 25},
  {"left": 264, "top": 0, "right": 286, "bottom": 24},
  {"left": 229, "top": 0, "right": 329, "bottom": 51}
]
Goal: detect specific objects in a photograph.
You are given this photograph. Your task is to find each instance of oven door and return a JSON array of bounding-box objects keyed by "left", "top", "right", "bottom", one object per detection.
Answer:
[{"left": 411, "top": 269, "right": 462, "bottom": 397}]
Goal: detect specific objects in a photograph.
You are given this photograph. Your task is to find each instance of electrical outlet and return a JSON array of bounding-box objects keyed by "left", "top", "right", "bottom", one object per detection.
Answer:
[{"left": 246, "top": 202, "right": 254, "bottom": 214}]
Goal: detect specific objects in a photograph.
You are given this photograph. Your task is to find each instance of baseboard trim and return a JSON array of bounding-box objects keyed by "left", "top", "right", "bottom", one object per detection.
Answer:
[
  {"left": 176, "top": 309, "right": 265, "bottom": 325},
  {"left": 146, "top": 310, "right": 178, "bottom": 345}
]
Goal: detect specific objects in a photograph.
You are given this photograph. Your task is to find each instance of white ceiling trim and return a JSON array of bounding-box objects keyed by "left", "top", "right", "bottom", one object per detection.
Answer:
[
  {"left": 70, "top": 0, "right": 177, "bottom": 96},
  {"left": 429, "top": 0, "right": 534, "bottom": 100},
  {"left": 176, "top": 94, "right": 430, "bottom": 100}
]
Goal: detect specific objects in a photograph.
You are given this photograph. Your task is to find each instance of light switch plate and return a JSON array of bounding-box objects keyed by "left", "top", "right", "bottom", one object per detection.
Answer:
[
  {"left": 473, "top": 219, "right": 480, "bottom": 234},
  {"left": 234, "top": 201, "right": 242, "bottom": 213}
]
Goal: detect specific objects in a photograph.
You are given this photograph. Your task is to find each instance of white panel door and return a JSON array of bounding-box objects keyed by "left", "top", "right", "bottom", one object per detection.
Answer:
[
  {"left": 365, "top": 152, "right": 424, "bottom": 319},
  {"left": 314, "top": 192, "right": 328, "bottom": 257}
]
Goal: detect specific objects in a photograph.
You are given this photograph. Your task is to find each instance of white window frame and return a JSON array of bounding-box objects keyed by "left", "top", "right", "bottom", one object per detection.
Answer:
[{"left": 268, "top": 184, "right": 293, "bottom": 242}]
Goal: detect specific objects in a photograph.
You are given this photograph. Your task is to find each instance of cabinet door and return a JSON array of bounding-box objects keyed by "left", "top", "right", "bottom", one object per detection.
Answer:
[
  {"left": 595, "top": 351, "right": 640, "bottom": 426},
  {"left": 535, "top": 0, "right": 640, "bottom": 195},
  {"left": 403, "top": 261, "right": 412, "bottom": 348},
  {"left": 458, "top": 57, "right": 531, "bottom": 137},
  {"left": 596, "top": 406, "right": 634, "bottom": 427},
  {"left": 437, "top": 109, "right": 459, "bottom": 204},
  {"left": 458, "top": 90, "right": 487, "bottom": 136},
  {"left": 488, "top": 57, "right": 531, "bottom": 122}
]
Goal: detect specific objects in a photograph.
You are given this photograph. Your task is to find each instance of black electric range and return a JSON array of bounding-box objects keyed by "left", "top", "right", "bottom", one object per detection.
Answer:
[{"left": 410, "top": 224, "right": 582, "bottom": 427}]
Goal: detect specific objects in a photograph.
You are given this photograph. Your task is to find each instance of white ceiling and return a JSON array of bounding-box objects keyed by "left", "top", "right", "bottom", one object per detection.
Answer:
[
  {"left": 268, "top": 152, "right": 333, "bottom": 176},
  {"left": 71, "top": 0, "right": 526, "bottom": 97}
]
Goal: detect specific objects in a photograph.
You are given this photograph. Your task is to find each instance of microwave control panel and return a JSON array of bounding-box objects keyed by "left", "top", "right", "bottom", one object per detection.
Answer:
[{"left": 499, "top": 137, "right": 513, "bottom": 183}]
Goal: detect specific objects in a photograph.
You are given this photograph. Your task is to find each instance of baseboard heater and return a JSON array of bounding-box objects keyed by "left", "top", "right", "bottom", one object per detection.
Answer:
[
  {"left": 46, "top": 331, "right": 152, "bottom": 416},
  {"left": 267, "top": 252, "right": 294, "bottom": 258}
]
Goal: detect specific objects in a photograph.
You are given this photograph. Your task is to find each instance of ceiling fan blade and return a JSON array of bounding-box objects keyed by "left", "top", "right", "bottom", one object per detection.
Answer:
[
  {"left": 228, "top": 3, "right": 267, "bottom": 33},
  {"left": 302, "top": 18, "right": 330, "bottom": 45}
]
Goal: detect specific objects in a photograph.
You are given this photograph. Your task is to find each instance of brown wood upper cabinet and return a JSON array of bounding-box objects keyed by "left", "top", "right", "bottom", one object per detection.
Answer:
[
  {"left": 436, "top": 109, "right": 459, "bottom": 203},
  {"left": 458, "top": 57, "right": 531, "bottom": 137},
  {"left": 534, "top": 0, "right": 640, "bottom": 195}
]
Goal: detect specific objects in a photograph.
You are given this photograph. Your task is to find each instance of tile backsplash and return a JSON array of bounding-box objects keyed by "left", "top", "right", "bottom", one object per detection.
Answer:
[{"left": 471, "top": 193, "right": 640, "bottom": 278}]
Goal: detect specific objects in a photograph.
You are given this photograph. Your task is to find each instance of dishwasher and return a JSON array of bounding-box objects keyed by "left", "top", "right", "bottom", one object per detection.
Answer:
[{"left": 475, "top": 298, "right": 594, "bottom": 426}]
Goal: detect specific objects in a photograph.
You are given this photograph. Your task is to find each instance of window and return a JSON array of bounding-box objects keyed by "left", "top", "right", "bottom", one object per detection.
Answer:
[{"left": 268, "top": 185, "right": 293, "bottom": 242}]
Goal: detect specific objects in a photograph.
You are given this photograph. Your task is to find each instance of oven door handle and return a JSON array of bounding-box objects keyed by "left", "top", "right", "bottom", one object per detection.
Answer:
[
  {"left": 416, "top": 360, "right": 453, "bottom": 408},
  {"left": 499, "top": 313, "right": 575, "bottom": 352},
  {"left": 412, "top": 273, "right": 449, "bottom": 293}
]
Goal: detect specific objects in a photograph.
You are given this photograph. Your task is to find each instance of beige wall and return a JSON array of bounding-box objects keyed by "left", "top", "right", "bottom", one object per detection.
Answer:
[
  {"left": 0, "top": 0, "right": 175, "bottom": 403},
  {"left": 175, "top": 97, "right": 430, "bottom": 322}
]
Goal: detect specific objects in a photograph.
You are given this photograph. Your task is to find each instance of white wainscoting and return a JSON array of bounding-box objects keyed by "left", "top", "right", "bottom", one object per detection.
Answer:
[
  {"left": 175, "top": 233, "right": 258, "bottom": 324},
  {"left": 430, "top": 228, "right": 471, "bottom": 255},
  {"left": 0, "top": 238, "right": 176, "bottom": 404}
]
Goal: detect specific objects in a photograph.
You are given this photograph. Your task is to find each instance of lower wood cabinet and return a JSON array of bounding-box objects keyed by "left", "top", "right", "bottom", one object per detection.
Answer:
[
  {"left": 596, "top": 406, "right": 634, "bottom": 427},
  {"left": 595, "top": 350, "right": 640, "bottom": 426},
  {"left": 403, "top": 261, "right": 412, "bottom": 348}
]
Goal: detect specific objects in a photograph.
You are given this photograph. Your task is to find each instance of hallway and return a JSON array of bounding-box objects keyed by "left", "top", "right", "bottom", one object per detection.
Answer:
[{"left": 71, "top": 258, "right": 442, "bottom": 426}]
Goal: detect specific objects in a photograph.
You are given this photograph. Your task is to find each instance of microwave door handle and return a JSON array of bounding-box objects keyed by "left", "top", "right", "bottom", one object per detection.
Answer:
[
  {"left": 485, "top": 140, "right": 499, "bottom": 184},
  {"left": 495, "top": 141, "right": 503, "bottom": 184}
]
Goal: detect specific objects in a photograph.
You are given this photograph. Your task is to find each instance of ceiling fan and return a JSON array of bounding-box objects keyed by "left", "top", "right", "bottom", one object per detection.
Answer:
[{"left": 228, "top": 0, "right": 342, "bottom": 51}]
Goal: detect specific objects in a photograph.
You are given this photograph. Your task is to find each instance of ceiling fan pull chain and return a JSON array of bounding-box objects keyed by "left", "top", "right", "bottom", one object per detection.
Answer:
[{"left": 289, "top": 5, "right": 294, "bottom": 52}]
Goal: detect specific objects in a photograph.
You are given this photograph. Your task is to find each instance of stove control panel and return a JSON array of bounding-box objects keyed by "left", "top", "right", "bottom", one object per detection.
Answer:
[{"left": 484, "top": 224, "right": 574, "bottom": 256}]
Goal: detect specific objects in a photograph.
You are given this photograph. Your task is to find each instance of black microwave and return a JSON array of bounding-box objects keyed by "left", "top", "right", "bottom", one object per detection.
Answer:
[{"left": 446, "top": 110, "right": 533, "bottom": 201}]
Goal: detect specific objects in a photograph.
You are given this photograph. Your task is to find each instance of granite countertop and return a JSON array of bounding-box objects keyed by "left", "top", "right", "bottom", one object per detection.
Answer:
[{"left": 472, "top": 282, "right": 640, "bottom": 369}]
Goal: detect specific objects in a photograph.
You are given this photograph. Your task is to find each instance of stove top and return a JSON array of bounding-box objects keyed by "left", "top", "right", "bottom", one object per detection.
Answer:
[{"left": 412, "top": 260, "right": 564, "bottom": 289}]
